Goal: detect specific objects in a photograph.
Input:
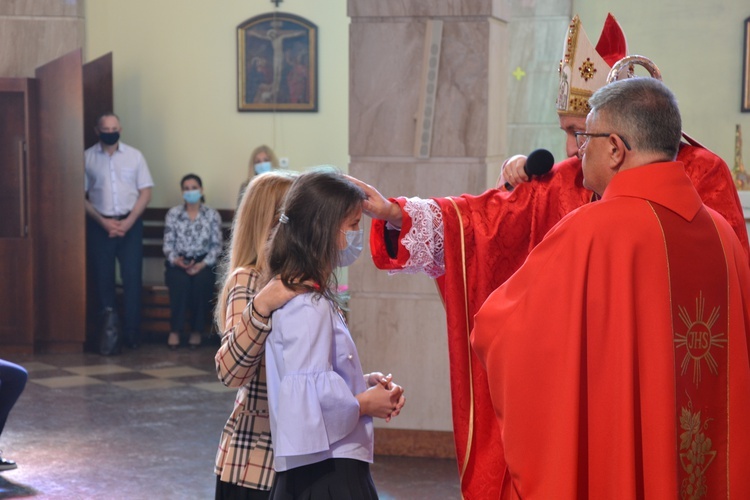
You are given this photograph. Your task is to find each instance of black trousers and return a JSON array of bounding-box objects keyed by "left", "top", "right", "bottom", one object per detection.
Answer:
[
  {"left": 0, "top": 359, "right": 27, "bottom": 436},
  {"left": 87, "top": 216, "right": 143, "bottom": 343},
  {"left": 164, "top": 261, "right": 216, "bottom": 333}
]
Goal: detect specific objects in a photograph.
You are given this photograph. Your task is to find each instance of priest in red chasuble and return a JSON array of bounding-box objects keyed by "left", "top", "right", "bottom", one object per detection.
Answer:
[
  {"left": 472, "top": 77, "right": 750, "bottom": 498},
  {"left": 353, "top": 14, "right": 749, "bottom": 500}
]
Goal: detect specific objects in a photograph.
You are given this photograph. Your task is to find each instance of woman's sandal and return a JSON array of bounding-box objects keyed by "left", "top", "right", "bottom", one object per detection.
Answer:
[{"left": 188, "top": 332, "right": 201, "bottom": 349}]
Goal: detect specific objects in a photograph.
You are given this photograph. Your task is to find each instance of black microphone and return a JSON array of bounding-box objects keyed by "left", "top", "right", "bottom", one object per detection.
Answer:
[{"left": 504, "top": 148, "right": 555, "bottom": 191}]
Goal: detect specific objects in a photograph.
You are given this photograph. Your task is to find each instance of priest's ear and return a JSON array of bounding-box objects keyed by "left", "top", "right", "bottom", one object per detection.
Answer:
[{"left": 608, "top": 134, "right": 628, "bottom": 170}]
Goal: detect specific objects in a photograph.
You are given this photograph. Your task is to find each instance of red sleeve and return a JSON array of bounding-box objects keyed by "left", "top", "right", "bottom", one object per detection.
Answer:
[
  {"left": 369, "top": 197, "right": 414, "bottom": 270},
  {"left": 678, "top": 143, "right": 750, "bottom": 264}
]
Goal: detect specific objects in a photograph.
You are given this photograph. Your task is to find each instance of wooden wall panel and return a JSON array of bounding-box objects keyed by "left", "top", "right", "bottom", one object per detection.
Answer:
[
  {"left": 83, "top": 52, "right": 113, "bottom": 150},
  {"left": 34, "top": 49, "right": 86, "bottom": 352},
  {"left": 0, "top": 78, "right": 36, "bottom": 352}
]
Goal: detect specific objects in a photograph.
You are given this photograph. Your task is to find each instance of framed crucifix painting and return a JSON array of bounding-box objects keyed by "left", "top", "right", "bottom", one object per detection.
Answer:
[{"left": 237, "top": 13, "right": 318, "bottom": 112}]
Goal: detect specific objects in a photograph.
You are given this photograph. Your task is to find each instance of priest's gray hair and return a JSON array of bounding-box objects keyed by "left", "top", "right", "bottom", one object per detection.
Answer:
[{"left": 589, "top": 78, "right": 682, "bottom": 160}]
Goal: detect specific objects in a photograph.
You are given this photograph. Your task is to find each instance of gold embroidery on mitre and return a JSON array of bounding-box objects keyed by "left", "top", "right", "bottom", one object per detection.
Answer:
[
  {"left": 673, "top": 291, "right": 727, "bottom": 385},
  {"left": 679, "top": 399, "right": 716, "bottom": 499},
  {"left": 556, "top": 14, "right": 627, "bottom": 116},
  {"left": 556, "top": 17, "right": 580, "bottom": 112},
  {"left": 564, "top": 17, "right": 579, "bottom": 65},
  {"left": 579, "top": 58, "right": 597, "bottom": 81},
  {"left": 559, "top": 88, "right": 593, "bottom": 116}
]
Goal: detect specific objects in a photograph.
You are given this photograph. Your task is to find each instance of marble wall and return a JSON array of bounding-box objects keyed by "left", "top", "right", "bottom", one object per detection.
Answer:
[
  {"left": 0, "top": 0, "right": 84, "bottom": 77},
  {"left": 348, "top": 0, "right": 510, "bottom": 443},
  {"left": 347, "top": 0, "right": 574, "bottom": 456}
]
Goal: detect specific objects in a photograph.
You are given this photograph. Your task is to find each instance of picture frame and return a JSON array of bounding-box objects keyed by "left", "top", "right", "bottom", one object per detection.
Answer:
[
  {"left": 743, "top": 17, "right": 750, "bottom": 112},
  {"left": 237, "top": 13, "right": 318, "bottom": 112}
]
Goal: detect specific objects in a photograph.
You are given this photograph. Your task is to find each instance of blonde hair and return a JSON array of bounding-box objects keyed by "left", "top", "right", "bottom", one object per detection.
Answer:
[
  {"left": 215, "top": 170, "right": 297, "bottom": 331},
  {"left": 248, "top": 144, "right": 279, "bottom": 178}
]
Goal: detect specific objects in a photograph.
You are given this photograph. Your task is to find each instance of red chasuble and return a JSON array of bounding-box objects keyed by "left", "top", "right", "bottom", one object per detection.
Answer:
[
  {"left": 369, "top": 143, "right": 749, "bottom": 499},
  {"left": 471, "top": 162, "right": 750, "bottom": 498}
]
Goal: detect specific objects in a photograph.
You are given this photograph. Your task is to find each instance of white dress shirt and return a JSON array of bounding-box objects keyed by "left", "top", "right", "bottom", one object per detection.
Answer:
[
  {"left": 265, "top": 293, "right": 374, "bottom": 472},
  {"left": 84, "top": 141, "right": 154, "bottom": 216}
]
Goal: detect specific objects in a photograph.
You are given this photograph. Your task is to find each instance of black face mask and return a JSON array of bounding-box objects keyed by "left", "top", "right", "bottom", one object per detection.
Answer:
[{"left": 99, "top": 131, "right": 120, "bottom": 146}]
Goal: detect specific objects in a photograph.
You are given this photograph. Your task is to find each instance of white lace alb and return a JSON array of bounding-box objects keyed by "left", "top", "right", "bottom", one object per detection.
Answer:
[{"left": 397, "top": 197, "right": 445, "bottom": 278}]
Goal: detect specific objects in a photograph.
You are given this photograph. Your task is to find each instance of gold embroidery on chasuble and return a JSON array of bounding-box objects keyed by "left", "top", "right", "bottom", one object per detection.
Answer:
[
  {"left": 650, "top": 202, "right": 728, "bottom": 499},
  {"left": 673, "top": 291, "right": 727, "bottom": 385},
  {"left": 678, "top": 400, "right": 717, "bottom": 499},
  {"left": 673, "top": 292, "right": 725, "bottom": 499}
]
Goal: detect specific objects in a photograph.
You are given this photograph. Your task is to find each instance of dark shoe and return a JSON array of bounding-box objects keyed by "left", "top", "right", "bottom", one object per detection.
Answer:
[
  {"left": 125, "top": 331, "right": 141, "bottom": 350},
  {"left": 0, "top": 454, "right": 17, "bottom": 472}
]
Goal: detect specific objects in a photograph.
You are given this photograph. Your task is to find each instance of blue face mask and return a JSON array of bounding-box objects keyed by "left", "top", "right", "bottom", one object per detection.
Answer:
[
  {"left": 254, "top": 161, "right": 272, "bottom": 175},
  {"left": 338, "top": 229, "right": 364, "bottom": 267},
  {"left": 183, "top": 189, "right": 202, "bottom": 204}
]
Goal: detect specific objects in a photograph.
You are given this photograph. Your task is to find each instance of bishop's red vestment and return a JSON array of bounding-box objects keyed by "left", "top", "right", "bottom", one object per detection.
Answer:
[
  {"left": 369, "top": 142, "right": 749, "bottom": 499},
  {"left": 471, "top": 162, "right": 750, "bottom": 498}
]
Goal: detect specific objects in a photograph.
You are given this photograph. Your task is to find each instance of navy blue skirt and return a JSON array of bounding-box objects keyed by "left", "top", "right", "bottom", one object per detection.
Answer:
[{"left": 269, "top": 458, "right": 378, "bottom": 500}]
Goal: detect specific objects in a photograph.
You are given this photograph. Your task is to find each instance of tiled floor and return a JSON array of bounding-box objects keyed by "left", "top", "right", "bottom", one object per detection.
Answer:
[{"left": 0, "top": 341, "right": 460, "bottom": 499}]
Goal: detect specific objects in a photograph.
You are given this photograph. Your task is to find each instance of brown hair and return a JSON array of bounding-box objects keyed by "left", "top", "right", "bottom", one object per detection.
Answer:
[{"left": 267, "top": 168, "right": 365, "bottom": 302}]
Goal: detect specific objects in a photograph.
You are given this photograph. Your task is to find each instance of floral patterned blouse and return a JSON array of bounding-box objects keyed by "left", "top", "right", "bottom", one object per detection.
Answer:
[{"left": 162, "top": 204, "right": 223, "bottom": 266}]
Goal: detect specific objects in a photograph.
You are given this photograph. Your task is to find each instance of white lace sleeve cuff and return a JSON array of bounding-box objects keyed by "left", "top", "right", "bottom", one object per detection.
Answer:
[{"left": 398, "top": 197, "right": 445, "bottom": 278}]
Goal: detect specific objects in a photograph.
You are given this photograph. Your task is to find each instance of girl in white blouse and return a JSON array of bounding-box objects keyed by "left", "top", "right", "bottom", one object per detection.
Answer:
[{"left": 265, "top": 169, "right": 405, "bottom": 499}]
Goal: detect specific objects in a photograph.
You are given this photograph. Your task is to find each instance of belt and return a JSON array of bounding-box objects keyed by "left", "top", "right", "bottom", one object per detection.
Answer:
[{"left": 102, "top": 212, "right": 130, "bottom": 221}]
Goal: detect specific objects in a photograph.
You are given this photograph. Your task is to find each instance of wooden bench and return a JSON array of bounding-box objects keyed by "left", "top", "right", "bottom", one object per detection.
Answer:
[{"left": 117, "top": 207, "right": 235, "bottom": 339}]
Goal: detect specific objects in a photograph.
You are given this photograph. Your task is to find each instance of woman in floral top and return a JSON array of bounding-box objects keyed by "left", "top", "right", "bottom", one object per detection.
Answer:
[
  {"left": 163, "top": 173, "right": 222, "bottom": 349},
  {"left": 214, "top": 171, "right": 299, "bottom": 499}
]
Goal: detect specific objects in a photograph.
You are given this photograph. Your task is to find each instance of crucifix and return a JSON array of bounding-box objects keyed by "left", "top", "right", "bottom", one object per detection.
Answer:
[{"left": 271, "top": 0, "right": 282, "bottom": 6}]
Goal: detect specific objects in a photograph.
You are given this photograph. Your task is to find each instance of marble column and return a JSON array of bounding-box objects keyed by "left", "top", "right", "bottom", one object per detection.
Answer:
[
  {"left": 347, "top": 0, "right": 509, "bottom": 457},
  {"left": 0, "top": 0, "right": 84, "bottom": 78}
]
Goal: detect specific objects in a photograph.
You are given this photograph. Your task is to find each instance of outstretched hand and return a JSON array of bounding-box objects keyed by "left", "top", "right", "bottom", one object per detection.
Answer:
[{"left": 345, "top": 175, "right": 403, "bottom": 228}]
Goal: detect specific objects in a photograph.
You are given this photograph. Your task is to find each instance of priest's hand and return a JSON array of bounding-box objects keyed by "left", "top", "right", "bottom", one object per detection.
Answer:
[
  {"left": 497, "top": 154, "right": 529, "bottom": 189},
  {"left": 345, "top": 175, "right": 403, "bottom": 228}
]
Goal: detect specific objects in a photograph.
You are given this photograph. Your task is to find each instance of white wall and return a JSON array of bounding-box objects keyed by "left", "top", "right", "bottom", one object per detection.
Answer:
[
  {"left": 84, "top": 0, "right": 349, "bottom": 210},
  {"left": 575, "top": 1, "right": 750, "bottom": 168}
]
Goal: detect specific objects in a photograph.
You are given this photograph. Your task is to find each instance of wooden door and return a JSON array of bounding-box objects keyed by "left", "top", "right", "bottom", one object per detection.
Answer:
[
  {"left": 82, "top": 52, "right": 114, "bottom": 345},
  {"left": 83, "top": 52, "right": 113, "bottom": 149},
  {"left": 34, "top": 49, "right": 86, "bottom": 352},
  {"left": 0, "top": 78, "right": 36, "bottom": 353}
]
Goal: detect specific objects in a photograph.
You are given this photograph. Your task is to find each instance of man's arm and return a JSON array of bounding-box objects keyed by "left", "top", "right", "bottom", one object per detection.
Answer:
[
  {"left": 117, "top": 187, "right": 152, "bottom": 236},
  {"left": 345, "top": 175, "right": 447, "bottom": 276},
  {"left": 497, "top": 155, "right": 530, "bottom": 189},
  {"left": 84, "top": 196, "right": 120, "bottom": 236}
]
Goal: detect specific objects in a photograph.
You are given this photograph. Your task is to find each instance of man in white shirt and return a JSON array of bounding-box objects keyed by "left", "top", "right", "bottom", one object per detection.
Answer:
[{"left": 85, "top": 113, "right": 153, "bottom": 350}]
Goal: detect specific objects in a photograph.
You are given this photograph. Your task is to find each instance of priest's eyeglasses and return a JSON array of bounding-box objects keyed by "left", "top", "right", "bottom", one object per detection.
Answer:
[{"left": 574, "top": 132, "right": 632, "bottom": 151}]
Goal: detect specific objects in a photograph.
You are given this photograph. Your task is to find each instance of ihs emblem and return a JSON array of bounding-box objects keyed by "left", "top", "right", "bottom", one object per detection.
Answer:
[{"left": 673, "top": 291, "right": 727, "bottom": 385}]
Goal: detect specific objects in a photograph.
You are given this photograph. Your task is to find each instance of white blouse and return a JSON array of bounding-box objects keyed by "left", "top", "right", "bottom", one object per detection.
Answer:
[{"left": 265, "top": 293, "right": 374, "bottom": 472}]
